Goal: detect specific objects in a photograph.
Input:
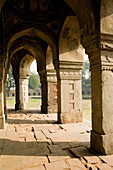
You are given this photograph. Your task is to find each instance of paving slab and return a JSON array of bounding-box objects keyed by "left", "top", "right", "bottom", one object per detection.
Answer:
[
  {"left": 66, "top": 158, "right": 86, "bottom": 169},
  {"left": 48, "top": 144, "right": 62, "bottom": 153},
  {"left": 48, "top": 150, "right": 70, "bottom": 162},
  {"left": 45, "top": 160, "right": 69, "bottom": 170},
  {"left": 22, "top": 165, "right": 46, "bottom": 170},
  {"left": 96, "top": 163, "right": 113, "bottom": 170},
  {"left": 0, "top": 155, "right": 48, "bottom": 170},
  {"left": 99, "top": 155, "right": 113, "bottom": 167}
]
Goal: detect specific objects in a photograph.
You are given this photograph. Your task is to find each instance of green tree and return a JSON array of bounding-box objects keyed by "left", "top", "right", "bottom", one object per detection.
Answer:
[
  {"left": 28, "top": 72, "right": 40, "bottom": 91},
  {"left": 7, "top": 66, "right": 15, "bottom": 96},
  {"left": 82, "top": 60, "right": 91, "bottom": 88}
]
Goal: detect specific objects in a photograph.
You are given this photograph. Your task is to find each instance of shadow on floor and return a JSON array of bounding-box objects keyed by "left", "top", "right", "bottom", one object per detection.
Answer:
[
  {"left": 6, "top": 119, "right": 57, "bottom": 124},
  {"left": 0, "top": 139, "right": 92, "bottom": 156},
  {"left": 7, "top": 109, "right": 42, "bottom": 114}
]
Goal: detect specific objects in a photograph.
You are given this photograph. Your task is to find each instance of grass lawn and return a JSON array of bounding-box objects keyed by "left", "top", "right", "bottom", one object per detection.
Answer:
[
  {"left": 28, "top": 98, "right": 41, "bottom": 108},
  {"left": 82, "top": 99, "right": 91, "bottom": 121},
  {"left": 7, "top": 98, "right": 91, "bottom": 120},
  {"left": 7, "top": 98, "right": 41, "bottom": 109},
  {"left": 7, "top": 99, "right": 15, "bottom": 107}
]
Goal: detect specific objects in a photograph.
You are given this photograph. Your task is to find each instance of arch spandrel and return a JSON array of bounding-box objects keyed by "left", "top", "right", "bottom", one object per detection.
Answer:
[
  {"left": 59, "top": 16, "right": 84, "bottom": 63},
  {"left": 101, "top": 0, "right": 113, "bottom": 35}
]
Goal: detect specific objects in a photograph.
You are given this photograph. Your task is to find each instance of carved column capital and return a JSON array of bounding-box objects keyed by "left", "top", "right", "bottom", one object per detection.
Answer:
[
  {"left": 58, "top": 61, "right": 83, "bottom": 80},
  {"left": 47, "top": 70, "right": 57, "bottom": 82},
  {"left": 83, "top": 33, "right": 113, "bottom": 71}
]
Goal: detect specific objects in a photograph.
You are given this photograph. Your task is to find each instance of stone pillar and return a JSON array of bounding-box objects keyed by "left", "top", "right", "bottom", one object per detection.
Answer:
[
  {"left": 89, "top": 48, "right": 113, "bottom": 154},
  {"left": 47, "top": 70, "right": 58, "bottom": 113},
  {"left": 0, "top": 78, "right": 5, "bottom": 129},
  {"left": 19, "top": 76, "right": 29, "bottom": 110},
  {"left": 57, "top": 61, "right": 83, "bottom": 124},
  {"left": 4, "top": 80, "right": 7, "bottom": 119},
  {"left": 15, "top": 75, "right": 21, "bottom": 110},
  {"left": 39, "top": 70, "right": 48, "bottom": 113},
  {"left": 82, "top": 32, "right": 113, "bottom": 154}
]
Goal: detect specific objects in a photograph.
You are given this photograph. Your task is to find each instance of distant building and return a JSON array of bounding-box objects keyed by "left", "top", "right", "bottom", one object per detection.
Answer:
[
  {"left": 7, "top": 88, "right": 41, "bottom": 97},
  {"left": 28, "top": 88, "right": 41, "bottom": 96},
  {"left": 82, "top": 87, "right": 91, "bottom": 96}
]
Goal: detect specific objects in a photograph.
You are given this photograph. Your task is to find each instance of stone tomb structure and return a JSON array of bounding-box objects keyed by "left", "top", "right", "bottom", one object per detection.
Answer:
[{"left": 0, "top": 0, "right": 113, "bottom": 155}]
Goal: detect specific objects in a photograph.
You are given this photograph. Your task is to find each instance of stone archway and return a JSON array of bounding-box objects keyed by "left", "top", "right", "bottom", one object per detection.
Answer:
[
  {"left": 9, "top": 39, "right": 47, "bottom": 112},
  {"left": 57, "top": 16, "right": 84, "bottom": 124}
]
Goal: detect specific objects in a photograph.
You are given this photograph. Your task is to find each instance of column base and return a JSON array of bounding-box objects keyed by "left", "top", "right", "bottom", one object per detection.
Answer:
[
  {"left": 91, "top": 130, "right": 113, "bottom": 155},
  {"left": 47, "top": 105, "right": 58, "bottom": 113},
  {"left": 41, "top": 105, "right": 47, "bottom": 113},
  {"left": 4, "top": 109, "right": 8, "bottom": 120},
  {"left": 15, "top": 103, "right": 22, "bottom": 110},
  {"left": 19, "top": 103, "right": 29, "bottom": 110},
  {"left": 58, "top": 111, "right": 83, "bottom": 124},
  {"left": 0, "top": 116, "right": 5, "bottom": 129}
]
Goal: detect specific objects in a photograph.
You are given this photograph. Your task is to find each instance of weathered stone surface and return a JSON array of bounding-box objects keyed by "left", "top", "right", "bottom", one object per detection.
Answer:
[
  {"left": 99, "top": 155, "right": 113, "bottom": 167},
  {"left": 66, "top": 158, "right": 86, "bottom": 169},
  {"left": 0, "top": 156, "right": 48, "bottom": 170},
  {"left": 70, "top": 146, "right": 92, "bottom": 157},
  {"left": 84, "top": 155, "right": 100, "bottom": 164},
  {"left": 85, "top": 164, "right": 98, "bottom": 170},
  {"left": 59, "top": 142, "right": 70, "bottom": 149},
  {"left": 70, "top": 146, "right": 100, "bottom": 164},
  {"left": 45, "top": 160, "right": 69, "bottom": 170},
  {"left": 48, "top": 151, "right": 70, "bottom": 162},
  {"left": 96, "top": 163, "right": 113, "bottom": 170},
  {"left": 23, "top": 165, "right": 45, "bottom": 170},
  {"left": 34, "top": 131, "right": 47, "bottom": 140},
  {"left": 0, "top": 148, "right": 1, "bottom": 155},
  {"left": 48, "top": 144, "right": 62, "bottom": 153}
]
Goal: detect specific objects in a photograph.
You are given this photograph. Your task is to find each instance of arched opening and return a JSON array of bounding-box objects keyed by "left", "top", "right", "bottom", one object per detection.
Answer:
[
  {"left": 28, "top": 60, "right": 41, "bottom": 110},
  {"left": 82, "top": 51, "right": 91, "bottom": 121},
  {"left": 6, "top": 65, "right": 15, "bottom": 108}
]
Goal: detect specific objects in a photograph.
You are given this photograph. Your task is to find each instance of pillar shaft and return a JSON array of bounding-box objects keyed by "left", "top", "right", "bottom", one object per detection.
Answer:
[
  {"left": 0, "top": 79, "right": 5, "bottom": 129},
  {"left": 19, "top": 76, "right": 29, "bottom": 110},
  {"left": 57, "top": 61, "right": 83, "bottom": 124},
  {"left": 89, "top": 47, "right": 113, "bottom": 154},
  {"left": 47, "top": 70, "right": 58, "bottom": 113},
  {"left": 15, "top": 77, "right": 21, "bottom": 110},
  {"left": 4, "top": 80, "right": 7, "bottom": 119},
  {"left": 39, "top": 70, "right": 48, "bottom": 113}
]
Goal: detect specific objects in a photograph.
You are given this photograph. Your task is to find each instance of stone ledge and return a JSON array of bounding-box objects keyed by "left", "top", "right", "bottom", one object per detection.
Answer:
[{"left": 91, "top": 130, "right": 113, "bottom": 155}]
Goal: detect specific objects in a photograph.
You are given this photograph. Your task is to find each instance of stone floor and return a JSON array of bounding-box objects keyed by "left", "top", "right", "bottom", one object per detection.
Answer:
[{"left": 0, "top": 109, "right": 113, "bottom": 170}]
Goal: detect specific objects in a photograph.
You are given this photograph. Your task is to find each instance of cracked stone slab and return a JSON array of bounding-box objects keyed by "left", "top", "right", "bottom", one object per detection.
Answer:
[
  {"left": 58, "top": 142, "right": 70, "bottom": 149},
  {"left": 48, "top": 150, "right": 70, "bottom": 162},
  {"left": 70, "top": 146, "right": 100, "bottom": 164},
  {"left": 21, "top": 165, "right": 46, "bottom": 170},
  {"left": 96, "top": 163, "right": 113, "bottom": 170},
  {"left": 0, "top": 156, "right": 48, "bottom": 170},
  {"left": 99, "top": 155, "right": 113, "bottom": 166},
  {"left": 66, "top": 158, "right": 87, "bottom": 169},
  {"left": 45, "top": 160, "right": 69, "bottom": 170},
  {"left": 48, "top": 144, "right": 62, "bottom": 153}
]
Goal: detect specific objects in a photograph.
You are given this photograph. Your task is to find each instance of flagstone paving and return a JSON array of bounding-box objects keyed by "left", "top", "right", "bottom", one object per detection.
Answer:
[{"left": 0, "top": 109, "right": 113, "bottom": 170}]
